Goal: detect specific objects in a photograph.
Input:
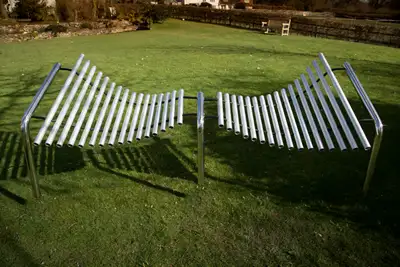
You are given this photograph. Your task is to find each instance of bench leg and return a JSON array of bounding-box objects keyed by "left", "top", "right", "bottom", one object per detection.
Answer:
[
  {"left": 363, "top": 130, "right": 383, "bottom": 196},
  {"left": 22, "top": 122, "right": 41, "bottom": 198},
  {"left": 197, "top": 92, "right": 205, "bottom": 183}
]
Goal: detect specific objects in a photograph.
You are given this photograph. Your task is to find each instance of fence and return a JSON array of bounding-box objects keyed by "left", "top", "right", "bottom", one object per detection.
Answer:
[{"left": 164, "top": 6, "right": 400, "bottom": 47}]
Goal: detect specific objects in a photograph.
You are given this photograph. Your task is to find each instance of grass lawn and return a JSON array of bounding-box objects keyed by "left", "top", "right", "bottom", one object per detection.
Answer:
[{"left": 1, "top": 19, "right": 400, "bottom": 266}]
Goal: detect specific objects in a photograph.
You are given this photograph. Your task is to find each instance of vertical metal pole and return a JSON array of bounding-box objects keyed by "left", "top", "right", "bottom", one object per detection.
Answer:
[
  {"left": 21, "top": 63, "right": 61, "bottom": 198},
  {"left": 22, "top": 126, "right": 40, "bottom": 198},
  {"left": 363, "top": 129, "right": 383, "bottom": 196},
  {"left": 197, "top": 92, "right": 205, "bottom": 184}
]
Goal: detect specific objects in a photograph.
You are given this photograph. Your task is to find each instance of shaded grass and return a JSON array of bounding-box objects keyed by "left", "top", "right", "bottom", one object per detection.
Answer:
[{"left": 0, "top": 19, "right": 400, "bottom": 266}]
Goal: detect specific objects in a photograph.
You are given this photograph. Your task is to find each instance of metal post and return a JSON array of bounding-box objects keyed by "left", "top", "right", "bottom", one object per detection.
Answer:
[
  {"left": 344, "top": 62, "right": 384, "bottom": 196},
  {"left": 197, "top": 92, "right": 205, "bottom": 183},
  {"left": 363, "top": 129, "right": 383, "bottom": 196},
  {"left": 21, "top": 63, "right": 61, "bottom": 198}
]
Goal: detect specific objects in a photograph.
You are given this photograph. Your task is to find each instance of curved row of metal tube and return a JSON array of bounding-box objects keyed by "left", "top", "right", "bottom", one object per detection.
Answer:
[{"left": 33, "top": 54, "right": 185, "bottom": 148}]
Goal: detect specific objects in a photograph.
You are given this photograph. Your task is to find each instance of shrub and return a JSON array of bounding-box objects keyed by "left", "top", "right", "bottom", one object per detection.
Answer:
[
  {"left": 56, "top": 0, "right": 74, "bottom": 21},
  {"left": 80, "top": 22, "right": 93, "bottom": 29},
  {"left": 234, "top": 2, "right": 246, "bottom": 9},
  {"left": 200, "top": 2, "right": 212, "bottom": 8},
  {"left": 43, "top": 24, "right": 68, "bottom": 36},
  {"left": 14, "top": 0, "right": 48, "bottom": 21}
]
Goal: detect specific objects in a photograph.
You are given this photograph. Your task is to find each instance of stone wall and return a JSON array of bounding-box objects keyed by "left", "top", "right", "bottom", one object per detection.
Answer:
[{"left": 0, "top": 20, "right": 137, "bottom": 43}]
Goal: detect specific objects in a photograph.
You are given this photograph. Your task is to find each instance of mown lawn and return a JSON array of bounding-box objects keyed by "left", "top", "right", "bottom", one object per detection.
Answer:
[{"left": 0, "top": 19, "right": 400, "bottom": 266}]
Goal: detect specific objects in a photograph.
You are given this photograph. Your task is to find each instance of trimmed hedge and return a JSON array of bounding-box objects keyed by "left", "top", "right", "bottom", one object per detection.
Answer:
[{"left": 165, "top": 5, "right": 400, "bottom": 47}]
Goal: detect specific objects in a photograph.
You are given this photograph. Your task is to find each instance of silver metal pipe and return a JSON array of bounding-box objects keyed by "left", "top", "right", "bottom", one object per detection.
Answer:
[
  {"left": 22, "top": 63, "right": 61, "bottom": 198},
  {"left": 245, "top": 96, "right": 257, "bottom": 142},
  {"left": 259, "top": 95, "right": 274, "bottom": 146},
  {"left": 109, "top": 89, "right": 129, "bottom": 146},
  {"left": 152, "top": 94, "right": 164, "bottom": 136},
  {"left": 160, "top": 92, "right": 170, "bottom": 132},
  {"left": 118, "top": 92, "right": 136, "bottom": 144},
  {"left": 34, "top": 54, "right": 84, "bottom": 146},
  {"left": 99, "top": 86, "right": 122, "bottom": 146},
  {"left": 127, "top": 93, "right": 144, "bottom": 143},
  {"left": 343, "top": 63, "right": 374, "bottom": 150},
  {"left": 238, "top": 96, "right": 249, "bottom": 139},
  {"left": 281, "top": 88, "right": 303, "bottom": 150},
  {"left": 287, "top": 85, "right": 312, "bottom": 150},
  {"left": 252, "top": 97, "right": 265, "bottom": 144},
  {"left": 45, "top": 60, "right": 90, "bottom": 146},
  {"left": 217, "top": 92, "right": 224, "bottom": 128},
  {"left": 231, "top": 95, "right": 240, "bottom": 135},
  {"left": 168, "top": 90, "right": 177, "bottom": 128},
  {"left": 267, "top": 94, "right": 283, "bottom": 148},
  {"left": 294, "top": 80, "right": 323, "bottom": 150},
  {"left": 177, "top": 89, "right": 184, "bottom": 125},
  {"left": 145, "top": 94, "right": 157, "bottom": 138},
  {"left": 308, "top": 65, "right": 347, "bottom": 151},
  {"left": 78, "top": 77, "right": 109, "bottom": 147},
  {"left": 301, "top": 74, "right": 334, "bottom": 150},
  {"left": 197, "top": 92, "right": 205, "bottom": 184},
  {"left": 57, "top": 66, "right": 96, "bottom": 148},
  {"left": 320, "top": 53, "right": 370, "bottom": 150},
  {"left": 273, "top": 91, "right": 293, "bottom": 150},
  {"left": 89, "top": 82, "right": 116, "bottom": 146},
  {"left": 68, "top": 72, "right": 103, "bottom": 147},
  {"left": 136, "top": 94, "right": 150, "bottom": 140},
  {"left": 224, "top": 93, "right": 233, "bottom": 131}
]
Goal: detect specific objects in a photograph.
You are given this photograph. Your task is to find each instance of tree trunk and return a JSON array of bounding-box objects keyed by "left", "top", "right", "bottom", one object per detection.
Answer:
[
  {"left": 92, "top": 0, "right": 98, "bottom": 20},
  {"left": 0, "top": 0, "right": 9, "bottom": 19}
]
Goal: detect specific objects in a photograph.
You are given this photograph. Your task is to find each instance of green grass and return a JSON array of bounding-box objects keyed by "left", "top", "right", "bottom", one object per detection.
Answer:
[{"left": 1, "top": 19, "right": 400, "bottom": 266}]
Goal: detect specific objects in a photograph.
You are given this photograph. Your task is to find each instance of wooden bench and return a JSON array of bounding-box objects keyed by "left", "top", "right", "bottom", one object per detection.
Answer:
[{"left": 262, "top": 18, "right": 291, "bottom": 36}]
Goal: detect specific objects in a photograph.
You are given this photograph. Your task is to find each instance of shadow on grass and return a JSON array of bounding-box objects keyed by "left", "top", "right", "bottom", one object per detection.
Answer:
[
  {"left": 192, "top": 86, "right": 400, "bottom": 238},
  {"left": 0, "top": 132, "right": 192, "bottom": 200}
]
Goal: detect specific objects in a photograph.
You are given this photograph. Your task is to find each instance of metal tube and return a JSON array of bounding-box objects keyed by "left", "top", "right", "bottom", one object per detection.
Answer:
[
  {"left": 320, "top": 53, "right": 370, "bottom": 150},
  {"left": 273, "top": 91, "right": 293, "bottom": 150},
  {"left": 22, "top": 63, "right": 61, "bottom": 198},
  {"left": 145, "top": 94, "right": 157, "bottom": 138},
  {"left": 245, "top": 96, "right": 257, "bottom": 142},
  {"left": 136, "top": 94, "right": 150, "bottom": 140},
  {"left": 231, "top": 95, "right": 240, "bottom": 135},
  {"left": 224, "top": 93, "right": 233, "bottom": 131},
  {"left": 57, "top": 66, "right": 96, "bottom": 148},
  {"left": 301, "top": 74, "right": 334, "bottom": 150},
  {"left": 343, "top": 63, "right": 374, "bottom": 150},
  {"left": 118, "top": 92, "right": 136, "bottom": 144},
  {"left": 160, "top": 92, "right": 170, "bottom": 132},
  {"left": 267, "top": 94, "right": 283, "bottom": 148},
  {"left": 45, "top": 60, "right": 90, "bottom": 146},
  {"left": 127, "top": 93, "right": 144, "bottom": 143},
  {"left": 177, "top": 89, "right": 184, "bottom": 125},
  {"left": 197, "top": 92, "right": 205, "bottom": 184},
  {"left": 259, "top": 95, "right": 274, "bottom": 146},
  {"left": 217, "top": 92, "right": 224, "bottom": 128},
  {"left": 288, "top": 84, "right": 313, "bottom": 150},
  {"left": 34, "top": 54, "right": 84, "bottom": 146},
  {"left": 294, "top": 80, "right": 323, "bottom": 150},
  {"left": 363, "top": 132, "right": 383, "bottom": 195},
  {"left": 109, "top": 89, "right": 129, "bottom": 146},
  {"left": 68, "top": 72, "right": 103, "bottom": 147},
  {"left": 99, "top": 86, "right": 122, "bottom": 146},
  {"left": 252, "top": 97, "right": 265, "bottom": 144},
  {"left": 152, "top": 94, "right": 164, "bottom": 136},
  {"left": 313, "top": 62, "right": 357, "bottom": 150},
  {"left": 281, "top": 89, "right": 303, "bottom": 150},
  {"left": 238, "top": 96, "right": 249, "bottom": 139},
  {"left": 308, "top": 65, "right": 348, "bottom": 151},
  {"left": 78, "top": 77, "right": 109, "bottom": 147},
  {"left": 168, "top": 90, "right": 177, "bottom": 128},
  {"left": 89, "top": 82, "right": 116, "bottom": 146}
]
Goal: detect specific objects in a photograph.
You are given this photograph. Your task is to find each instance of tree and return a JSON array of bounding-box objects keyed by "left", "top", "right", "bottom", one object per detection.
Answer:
[
  {"left": 14, "top": 0, "right": 47, "bottom": 21},
  {"left": 0, "top": 0, "right": 8, "bottom": 19}
]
